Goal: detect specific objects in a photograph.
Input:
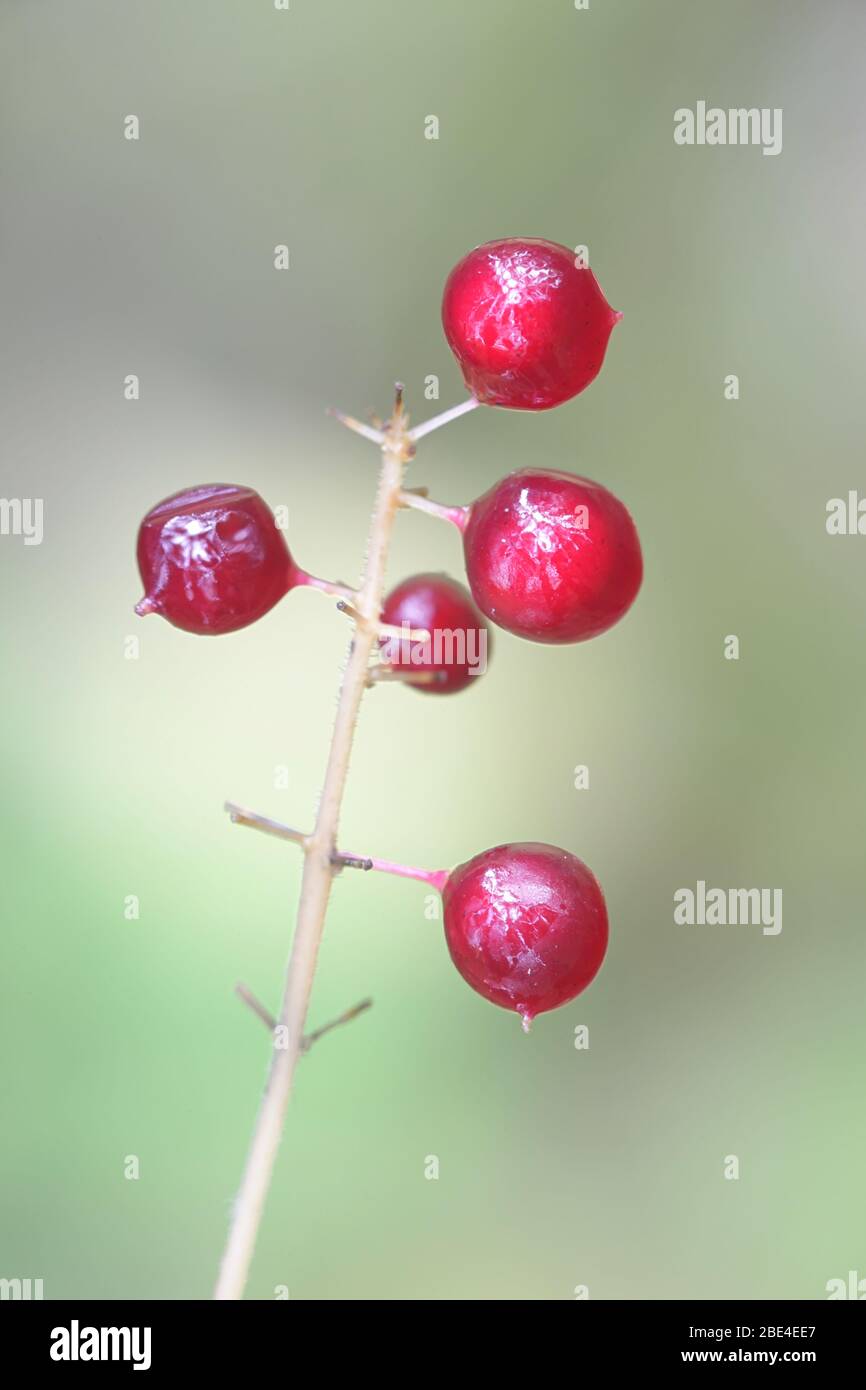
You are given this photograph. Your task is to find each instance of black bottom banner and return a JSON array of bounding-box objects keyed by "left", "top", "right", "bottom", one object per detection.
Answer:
[{"left": 5, "top": 1298, "right": 862, "bottom": 1374}]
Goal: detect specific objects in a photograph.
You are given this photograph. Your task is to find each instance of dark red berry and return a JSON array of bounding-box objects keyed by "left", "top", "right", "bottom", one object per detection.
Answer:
[
  {"left": 380, "top": 573, "right": 490, "bottom": 694},
  {"left": 461, "top": 468, "right": 642, "bottom": 643},
  {"left": 136, "top": 484, "right": 299, "bottom": 635},
  {"left": 442, "top": 842, "right": 608, "bottom": 1028},
  {"left": 442, "top": 238, "right": 620, "bottom": 410}
]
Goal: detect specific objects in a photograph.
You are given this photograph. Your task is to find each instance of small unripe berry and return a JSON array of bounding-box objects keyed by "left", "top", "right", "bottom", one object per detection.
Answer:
[
  {"left": 462, "top": 469, "right": 642, "bottom": 643},
  {"left": 442, "top": 238, "right": 620, "bottom": 410},
  {"left": 136, "top": 484, "right": 302, "bottom": 635},
  {"left": 380, "top": 573, "right": 490, "bottom": 693},
  {"left": 442, "top": 842, "right": 608, "bottom": 1029}
]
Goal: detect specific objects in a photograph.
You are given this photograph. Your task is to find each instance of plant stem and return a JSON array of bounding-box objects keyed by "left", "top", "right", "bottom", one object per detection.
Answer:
[
  {"left": 359, "top": 857, "right": 449, "bottom": 891},
  {"left": 214, "top": 386, "right": 413, "bottom": 1300},
  {"left": 235, "top": 982, "right": 280, "bottom": 1032},
  {"left": 335, "top": 599, "right": 430, "bottom": 643},
  {"left": 366, "top": 665, "right": 445, "bottom": 688},
  {"left": 398, "top": 489, "right": 469, "bottom": 531},
  {"left": 410, "top": 396, "right": 479, "bottom": 441},
  {"left": 225, "top": 802, "right": 309, "bottom": 848},
  {"left": 235, "top": 982, "right": 372, "bottom": 1053},
  {"left": 325, "top": 406, "right": 385, "bottom": 445},
  {"left": 301, "top": 997, "right": 373, "bottom": 1052},
  {"left": 296, "top": 571, "right": 358, "bottom": 602}
]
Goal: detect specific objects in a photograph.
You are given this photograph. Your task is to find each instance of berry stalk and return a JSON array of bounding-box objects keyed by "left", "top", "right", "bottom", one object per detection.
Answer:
[
  {"left": 408, "top": 395, "right": 479, "bottom": 441},
  {"left": 398, "top": 489, "right": 469, "bottom": 531},
  {"left": 341, "top": 853, "right": 449, "bottom": 892},
  {"left": 213, "top": 385, "right": 413, "bottom": 1301}
]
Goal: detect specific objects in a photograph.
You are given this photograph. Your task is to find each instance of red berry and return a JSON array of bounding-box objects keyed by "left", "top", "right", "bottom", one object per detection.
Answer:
[
  {"left": 136, "top": 484, "right": 299, "bottom": 635},
  {"left": 442, "top": 842, "right": 608, "bottom": 1028},
  {"left": 380, "top": 573, "right": 490, "bottom": 694},
  {"left": 462, "top": 468, "right": 642, "bottom": 643},
  {"left": 442, "top": 238, "right": 620, "bottom": 410}
]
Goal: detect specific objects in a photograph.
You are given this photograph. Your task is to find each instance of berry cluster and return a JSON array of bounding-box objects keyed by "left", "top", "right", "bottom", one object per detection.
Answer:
[{"left": 137, "top": 238, "right": 640, "bottom": 1029}]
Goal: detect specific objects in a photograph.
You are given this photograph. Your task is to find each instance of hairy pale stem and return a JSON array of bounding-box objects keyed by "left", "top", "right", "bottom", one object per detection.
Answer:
[{"left": 214, "top": 388, "right": 465, "bottom": 1300}]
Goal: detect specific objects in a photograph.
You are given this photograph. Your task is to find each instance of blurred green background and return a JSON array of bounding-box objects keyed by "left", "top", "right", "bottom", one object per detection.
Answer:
[{"left": 2, "top": 0, "right": 864, "bottom": 1300}]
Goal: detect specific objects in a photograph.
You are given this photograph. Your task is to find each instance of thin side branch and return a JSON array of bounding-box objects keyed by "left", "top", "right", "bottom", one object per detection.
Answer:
[
  {"left": 235, "top": 983, "right": 279, "bottom": 1032},
  {"left": 302, "top": 997, "right": 372, "bottom": 1053},
  {"left": 236, "top": 982, "right": 372, "bottom": 1054},
  {"left": 226, "top": 801, "right": 446, "bottom": 870},
  {"left": 225, "top": 802, "right": 309, "bottom": 849},
  {"left": 409, "top": 396, "right": 480, "bottom": 441},
  {"left": 398, "top": 489, "right": 468, "bottom": 531},
  {"left": 366, "top": 666, "right": 446, "bottom": 688},
  {"left": 298, "top": 572, "right": 359, "bottom": 602},
  {"left": 336, "top": 854, "right": 449, "bottom": 892},
  {"left": 336, "top": 599, "right": 430, "bottom": 643},
  {"left": 326, "top": 407, "right": 385, "bottom": 445}
]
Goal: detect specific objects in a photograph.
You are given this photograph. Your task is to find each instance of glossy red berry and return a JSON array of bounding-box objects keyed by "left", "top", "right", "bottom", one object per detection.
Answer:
[
  {"left": 136, "top": 484, "right": 299, "bottom": 635},
  {"left": 380, "top": 573, "right": 490, "bottom": 694},
  {"left": 461, "top": 468, "right": 642, "bottom": 643},
  {"left": 442, "top": 842, "right": 608, "bottom": 1029},
  {"left": 442, "top": 238, "right": 620, "bottom": 410}
]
